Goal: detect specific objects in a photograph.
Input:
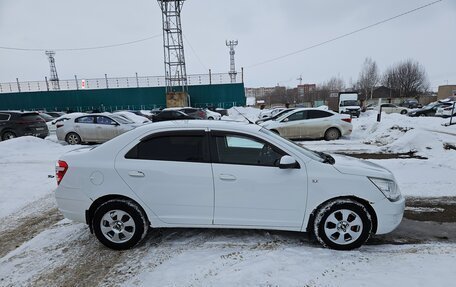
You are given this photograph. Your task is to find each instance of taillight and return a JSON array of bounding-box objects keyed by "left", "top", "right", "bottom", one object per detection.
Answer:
[
  {"left": 342, "top": 118, "right": 352, "bottom": 123},
  {"left": 55, "top": 160, "right": 68, "bottom": 185}
]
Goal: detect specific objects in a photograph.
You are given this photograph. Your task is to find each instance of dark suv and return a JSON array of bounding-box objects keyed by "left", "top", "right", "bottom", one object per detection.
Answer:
[{"left": 0, "top": 111, "right": 49, "bottom": 141}]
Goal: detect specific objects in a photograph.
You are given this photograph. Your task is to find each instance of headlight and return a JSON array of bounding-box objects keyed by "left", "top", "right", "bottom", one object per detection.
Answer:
[{"left": 368, "top": 177, "right": 401, "bottom": 202}]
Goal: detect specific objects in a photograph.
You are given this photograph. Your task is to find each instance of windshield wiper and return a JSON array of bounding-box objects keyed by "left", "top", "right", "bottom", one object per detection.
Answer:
[{"left": 317, "top": 151, "right": 335, "bottom": 165}]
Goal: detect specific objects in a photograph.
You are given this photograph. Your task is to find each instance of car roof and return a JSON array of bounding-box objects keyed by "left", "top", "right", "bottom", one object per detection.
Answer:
[{"left": 132, "top": 120, "right": 259, "bottom": 135}]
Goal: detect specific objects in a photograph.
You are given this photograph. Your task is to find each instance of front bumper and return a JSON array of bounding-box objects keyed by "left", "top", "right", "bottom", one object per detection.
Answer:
[{"left": 372, "top": 196, "right": 405, "bottom": 234}]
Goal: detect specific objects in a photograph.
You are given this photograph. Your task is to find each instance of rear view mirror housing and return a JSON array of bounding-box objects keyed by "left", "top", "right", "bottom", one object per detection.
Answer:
[{"left": 279, "top": 155, "right": 300, "bottom": 169}]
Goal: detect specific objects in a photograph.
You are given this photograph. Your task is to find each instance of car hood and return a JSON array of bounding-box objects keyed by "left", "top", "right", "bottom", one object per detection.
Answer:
[{"left": 331, "top": 154, "right": 394, "bottom": 180}]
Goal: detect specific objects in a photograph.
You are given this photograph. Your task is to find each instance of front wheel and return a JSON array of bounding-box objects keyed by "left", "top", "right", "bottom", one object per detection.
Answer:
[
  {"left": 400, "top": 110, "right": 408, "bottom": 115},
  {"left": 92, "top": 199, "right": 149, "bottom": 250},
  {"left": 313, "top": 199, "right": 372, "bottom": 250},
  {"left": 207, "top": 116, "right": 214, "bottom": 120}
]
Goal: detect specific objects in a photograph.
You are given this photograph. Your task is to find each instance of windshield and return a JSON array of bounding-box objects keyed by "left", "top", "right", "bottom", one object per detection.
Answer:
[
  {"left": 260, "top": 128, "right": 324, "bottom": 162},
  {"left": 340, "top": 100, "right": 359, "bottom": 107},
  {"left": 111, "top": 115, "right": 134, "bottom": 124}
]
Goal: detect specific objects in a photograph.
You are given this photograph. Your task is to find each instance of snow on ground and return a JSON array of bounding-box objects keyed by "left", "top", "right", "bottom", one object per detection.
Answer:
[
  {"left": 0, "top": 136, "right": 78, "bottom": 218},
  {"left": 1, "top": 109, "right": 456, "bottom": 286}
]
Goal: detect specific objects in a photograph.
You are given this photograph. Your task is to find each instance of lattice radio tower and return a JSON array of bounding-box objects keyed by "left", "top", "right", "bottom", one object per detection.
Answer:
[
  {"left": 158, "top": 0, "right": 188, "bottom": 99},
  {"left": 226, "top": 40, "right": 238, "bottom": 83},
  {"left": 45, "top": 50, "right": 60, "bottom": 90}
]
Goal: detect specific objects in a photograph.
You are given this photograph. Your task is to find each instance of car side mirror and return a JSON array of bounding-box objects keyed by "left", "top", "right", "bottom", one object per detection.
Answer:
[
  {"left": 279, "top": 155, "right": 300, "bottom": 169},
  {"left": 282, "top": 118, "right": 289, "bottom": 122}
]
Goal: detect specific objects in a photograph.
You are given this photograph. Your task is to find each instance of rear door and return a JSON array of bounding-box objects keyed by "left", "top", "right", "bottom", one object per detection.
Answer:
[
  {"left": 302, "top": 110, "right": 333, "bottom": 138},
  {"left": 115, "top": 130, "right": 215, "bottom": 225},
  {"left": 74, "top": 116, "right": 96, "bottom": 141},
  {"left": 94, "top": 116, "right": 118, "bottom": 142}
]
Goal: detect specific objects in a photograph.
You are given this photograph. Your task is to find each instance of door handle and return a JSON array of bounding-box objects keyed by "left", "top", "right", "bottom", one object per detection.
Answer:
[
  {"left": 128, "top": 171, "right": 145, "bottom": 177},
  {"left": 219, "top": 174, "right": 236, "bottom": 181}
]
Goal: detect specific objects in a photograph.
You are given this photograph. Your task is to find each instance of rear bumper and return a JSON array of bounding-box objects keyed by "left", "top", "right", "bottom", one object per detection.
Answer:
[
  {"left": 55, "top": 186, "right": 92, "bottom": 223},
  {"left": 373, "top": 196, "right": 405, "bottom": 234}
]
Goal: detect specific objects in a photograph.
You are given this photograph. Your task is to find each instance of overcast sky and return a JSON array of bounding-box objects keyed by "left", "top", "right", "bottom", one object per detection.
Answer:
[{"left": 0, "top": 0, "right": 454, "bottom": 90}]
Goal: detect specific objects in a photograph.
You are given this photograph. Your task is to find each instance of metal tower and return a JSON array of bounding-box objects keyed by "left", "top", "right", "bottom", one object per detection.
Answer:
[
  {"left": 226, "top": 40, "right": 238, "bottom": 83},
  {"left": 45, "top": 50, "right": 60, "bottom": 90},
  {"left": 158, "top": 0, "right": 188, "bottom": 101}
]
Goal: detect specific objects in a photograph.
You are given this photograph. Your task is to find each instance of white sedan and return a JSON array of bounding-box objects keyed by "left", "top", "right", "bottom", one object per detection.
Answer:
[
  {"left": 56, "top": 113, "right": 142, "bottom": 144},
  {"left": 379, "top": 104, "right": 409, "bottom": 115},
  {"left": 55, "top": 120, "right": 404, "bottom": 250},
  {"left": 260, "top": 108, "right": 352, "bottom": 140}
]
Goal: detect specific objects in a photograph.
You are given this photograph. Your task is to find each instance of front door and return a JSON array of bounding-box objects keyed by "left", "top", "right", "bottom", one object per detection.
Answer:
[
  {"left": 210, "top": 132, "right": 307, "bottom": 228},
  {"left": 115, "top": 130, "right": 214, "bottom": 225}
]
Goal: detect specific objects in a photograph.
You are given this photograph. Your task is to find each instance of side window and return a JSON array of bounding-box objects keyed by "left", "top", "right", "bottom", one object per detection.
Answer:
[
  {"left": 96, "top": 116, "right": 115, "bottom": 125},
  {"left": 125, "top": 134, "right": 207, "bottom": 163},
  {"left": 214, "top": 134, "right": 285, "bottom": 167},
  {"left": 75, "top": 116, "right": 94, "bottom": 124},
  {"left": 286, "top": 111, "right": 307, "bottom": 122},
  {"left": 0, "top": 113, "right": 10, "bottom": 121},
  {"left": 307, "top": 110, "right": 332, "bottom": 119}
]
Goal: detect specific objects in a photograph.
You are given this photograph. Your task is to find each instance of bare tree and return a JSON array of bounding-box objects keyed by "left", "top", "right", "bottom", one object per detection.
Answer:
[
  {"left": 357, "top": 57, "right": 380, "bottom": 100},
  {"left": 382, "top": 59, "right": 429, "bottom": 98},
  {"left": 322, "top": 76, "right": 345, "bottom": 92}
]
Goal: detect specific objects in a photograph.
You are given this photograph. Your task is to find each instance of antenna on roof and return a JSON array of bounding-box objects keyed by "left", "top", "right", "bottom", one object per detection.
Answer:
[{"left": 232, "top": 107, "right": 255, "bottom": 124}]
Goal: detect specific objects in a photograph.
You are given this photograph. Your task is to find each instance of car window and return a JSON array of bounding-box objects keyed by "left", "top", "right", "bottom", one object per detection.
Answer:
[
  {"left": 96, "top": 116, "right": 116, "bottom": 125},
  {"left": 0, "top": 113, "right": 10, "bottom": 121},
  {"left": 286, "top": 111, "right": 307, "bottom": 122},
  {"left": 307, "top": 110, "right": 332, "bottom": 119},
  {"left": 125, "top": 134, "right": 208, "bottom": 163},
  {"left": 213, "top": 133, "right": 285, "bottom": 167},
  {"left": 382, "top": 104, "right": 394, "bottom": 107},
  {"left": 75, "top": 116, "right": 95, "bottom": 124}
]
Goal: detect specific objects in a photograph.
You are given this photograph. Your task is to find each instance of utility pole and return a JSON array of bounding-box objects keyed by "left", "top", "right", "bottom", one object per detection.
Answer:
[
  {"left": 45, "top": 51, "right": 60, "bottom": 90},
  {"left": 158, "top": 0, "right": 189, "bottom": 107},
  {"left": 226, "top": 40, "right": 238, "bottom": 83}
]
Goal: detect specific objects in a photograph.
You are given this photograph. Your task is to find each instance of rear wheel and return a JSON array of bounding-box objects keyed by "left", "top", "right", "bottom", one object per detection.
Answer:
[
  {"left": 313, "top": 199, "right": 372, "bottom": 250},
  {"left": 400, "top": 110, "right": 407, "bottom": 115},
  {"left": 92, "top": 199, "right": 149, "bottom": 250},
  {"left": 324, "top": 128, "right": 340, "bottom": 141},
  {"left": 208, "top": 116, "right": 214, "bottom": 120},
  {"left": 1, "top": 131, "right": 16, "bottom": 141},
  {"left": 65, "top": 132, "right": 81, "bottom": 145}
]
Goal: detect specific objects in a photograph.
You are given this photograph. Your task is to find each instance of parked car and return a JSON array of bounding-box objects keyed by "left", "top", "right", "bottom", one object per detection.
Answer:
[
  {"left": 205, "top": 109, "right": 222, "bottom": 120},
  {"left": 0, "top": 111, "right": 49, "bottom": 141},
  {"left": 163, "top": 107, "right": 207, "bottom": 119},
  {"left": 379, "top": 104, "right": 409, "bottom": 115},
  {"left": 435, "top": 102, "right": 456, "bottom": 118},
  {"left": 38, "top": 113, "right": 55, "bottom": 122},
  {"left": 44, "top": 111, "right": 66, "bottom": 118},
  {"left": 260, "top": 108, "right": 352, "bottom": 140},
  {"left": 113, "top": 111, "right": 151, "bottom": 124},
  {"left": 49, "top": 113, "right": 86, "bottom": 134},
  {"left": 408, "top": 102, "right": 453, "bottom": 117},
  {"left": 255, "top": 108, "right": 295, "bottom": 124},
  {"left": 56, "top": 113, "right": 141, "bottom": 144},
  {"left": 152, "top": 110, "right": 196, "bottom": 122},
  {"left": 113, "top": 110, "right": 152, "bottom": 121},
  {"left": 258, "top": 107, "right": 286, "bottom": 119},
  {"left": 399, "top": 99, "right": 422, "bottom": 109},
  {"left": 54, "top": 120, "right": 404, "bottom": 251}
]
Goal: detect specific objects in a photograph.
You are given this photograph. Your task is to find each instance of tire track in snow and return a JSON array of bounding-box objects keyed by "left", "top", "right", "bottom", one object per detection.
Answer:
[{"left": 0, "top": 195, "right": 62, "bottom": 258}]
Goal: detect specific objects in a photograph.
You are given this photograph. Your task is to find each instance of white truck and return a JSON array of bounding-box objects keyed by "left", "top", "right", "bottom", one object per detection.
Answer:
[{"left": 338, "top": 92, "right": 361, "bottom": 118}]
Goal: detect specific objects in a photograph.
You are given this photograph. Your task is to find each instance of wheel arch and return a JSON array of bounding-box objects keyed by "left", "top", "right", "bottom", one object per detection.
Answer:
[
  {"left": 86, "top": 194, "right": 150, "bottom": 233},
  {"left": 306, "top": 196, "right": 378, "bottom": 236}
]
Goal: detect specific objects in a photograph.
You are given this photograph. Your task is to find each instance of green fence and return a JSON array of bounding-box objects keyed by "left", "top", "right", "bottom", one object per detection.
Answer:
[{"left": 0, "top": 83, "right": 245, "bottom": 112}]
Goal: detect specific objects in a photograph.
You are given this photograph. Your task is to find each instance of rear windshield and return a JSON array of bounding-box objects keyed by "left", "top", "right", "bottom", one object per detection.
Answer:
[{"left": 20, "top": 113, "right": 42, "bottom": 121}]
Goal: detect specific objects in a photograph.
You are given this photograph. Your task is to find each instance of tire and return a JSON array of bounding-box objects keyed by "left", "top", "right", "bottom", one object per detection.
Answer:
[
  {"left": 1, "top": 131, "right": 16, "bottom": 141},
  {"left": 92, "top": 199, "right": 149, "bottom": 250},
  {"left": 419, "top": 114, "right": 426, "bottom": 117},
  {"left": 208, "top": 116, "right": 214, "bottom": 120},
  {"left": 65, "top": 132, "right": 81, "bottom": 145},
  {"left": 313, "top": 199, "right": 372, "bottom": 250},
  {"left": 324, "top": 128, "right": 340, "bottom": 141},
  {"left": 400, "top": 110, "right": 407, "bottom": 115}
]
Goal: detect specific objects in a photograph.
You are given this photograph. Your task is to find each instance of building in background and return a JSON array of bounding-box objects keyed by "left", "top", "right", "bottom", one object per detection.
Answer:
[
  {"left": 438, "top": 85, "right": 456, "bottom": 100},
  {"left": 297, "top": 84, "right": 316, "bottom": 97}
]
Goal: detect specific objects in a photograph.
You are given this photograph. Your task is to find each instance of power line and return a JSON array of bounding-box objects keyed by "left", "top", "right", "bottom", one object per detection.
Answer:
[
  {"left": 247, "top": 0, "right": 444, "bottom": 69},
  {"left": 183, "top": 34, "right": 208, "bottom": 71},
  {"left": 0, "top": 33, "right": 162, "bottom": 52}
]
